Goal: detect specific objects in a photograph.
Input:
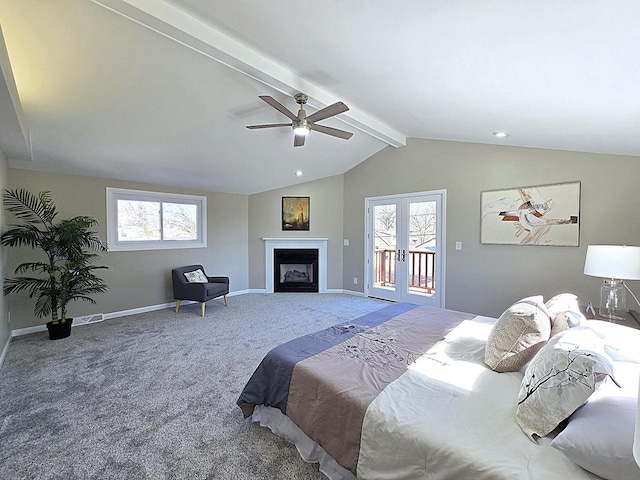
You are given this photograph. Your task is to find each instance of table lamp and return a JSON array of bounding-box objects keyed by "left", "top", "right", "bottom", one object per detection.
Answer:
[{"left": 583, "top": 245, "right": 640, "bottom": 321}]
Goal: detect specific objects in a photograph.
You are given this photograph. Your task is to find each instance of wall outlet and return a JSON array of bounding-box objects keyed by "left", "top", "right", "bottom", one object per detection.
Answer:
[
  {"left": 455, "top": 241, "right": 462, "bottom": 251},
  {"left": 343, "top": 239, "right": 350, "bottom": 246},
  {"left": 353, "top": 277, "right": 358, "bottom": 285}
]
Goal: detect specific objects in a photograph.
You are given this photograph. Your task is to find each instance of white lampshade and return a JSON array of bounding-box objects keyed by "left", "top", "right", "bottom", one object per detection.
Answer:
[{"left": 584, "top": 245, "right": 640, "bottom": 280}]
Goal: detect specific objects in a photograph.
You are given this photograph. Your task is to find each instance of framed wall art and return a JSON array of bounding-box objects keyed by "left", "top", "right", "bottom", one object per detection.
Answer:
[
  {"left": 282, "top": 196, "right": 310, "bottom": 231},
  {"left": 480, "top": 181, "right": 580, "bottom": 246}
]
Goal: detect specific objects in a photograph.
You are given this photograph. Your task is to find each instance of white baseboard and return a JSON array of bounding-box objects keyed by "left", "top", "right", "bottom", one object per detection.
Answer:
[
  {"left": 339, "top": 289, "right": 365, "bottom": 296},
  {"left": 9, "top": 289, "right": 364, "bottom": 337},
  {"left": 0, "top": 335, "right": 10, "bottom": 369},
  {"left": 11, "top": 324, "right": 47, "bottom": 337}
]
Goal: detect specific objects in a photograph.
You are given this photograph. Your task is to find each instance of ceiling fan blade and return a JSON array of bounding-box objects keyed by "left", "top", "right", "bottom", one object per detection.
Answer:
[
  {"left": 305, "top": 101, "right": 349, "bottom": 124},
  {"left": 259, "top": 95, "right": 299, "bottom": 121},
  {"left": 308, "top": 123, "right": 353, "bottom": 140},
  {"left": 246, "top": 123, "right": 292, "bottom": 129},
  {"left": 294, "top": 135, "right": 306, "bottom": 147}
]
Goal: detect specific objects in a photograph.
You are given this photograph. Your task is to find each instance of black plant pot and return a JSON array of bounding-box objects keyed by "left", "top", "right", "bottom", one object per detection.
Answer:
[{"left": 46, "top": 319, "right": 73, "bottom": 340}]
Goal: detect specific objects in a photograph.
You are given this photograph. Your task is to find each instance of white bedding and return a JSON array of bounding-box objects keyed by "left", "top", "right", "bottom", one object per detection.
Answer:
[
  {"left": 253, "top": 315, "right": 640, "bottom": 479},
  {"left": 357, "top": 316, "right": 600, "bottom": 479}
]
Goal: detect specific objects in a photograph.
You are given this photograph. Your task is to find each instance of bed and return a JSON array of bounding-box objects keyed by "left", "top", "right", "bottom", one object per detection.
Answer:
[{"left": 237, "top": 300, "right": 640, "bottom": 480}]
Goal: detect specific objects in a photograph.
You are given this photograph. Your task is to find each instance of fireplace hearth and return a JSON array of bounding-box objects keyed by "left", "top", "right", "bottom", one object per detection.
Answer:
[{"left": 274, "top": 248, "right": 319, "bottom": 293}]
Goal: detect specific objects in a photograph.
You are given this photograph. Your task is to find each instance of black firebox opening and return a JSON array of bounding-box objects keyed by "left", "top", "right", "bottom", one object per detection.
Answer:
[{"left": 274, "top": 248, "right": 319, "bottom": 293}]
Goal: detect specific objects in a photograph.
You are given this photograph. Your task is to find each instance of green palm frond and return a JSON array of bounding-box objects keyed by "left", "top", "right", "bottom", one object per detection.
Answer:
[
  {"left": 0, "top": 224, "right": 46, "bottom": 249},
  {"left": 14, "top": 262, "right": 50, "bottom": 275},
  {"left": 3, "top": 276, "right": 52, "bottom": 302},
  {"left": 34, "top": 293, "right": 53, "bottom": 319},
  {"left": 3, "top": 189, "right": 57, "bottom": 225}
]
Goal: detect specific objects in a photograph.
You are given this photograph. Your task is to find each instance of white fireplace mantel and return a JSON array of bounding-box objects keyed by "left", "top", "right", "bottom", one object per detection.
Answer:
[{"left": 263, "top": 238, "right": 328, "bottom": 293}]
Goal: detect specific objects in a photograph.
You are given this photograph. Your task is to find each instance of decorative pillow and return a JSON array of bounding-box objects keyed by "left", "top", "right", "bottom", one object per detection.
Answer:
[
  {"left": 550, "top": 309, "right": 586, "bottom": 338},
  {"left": 545, "top": 293, "right": 586, "bottom": 337},
  {"left": 484, "top": 296, "right": 551, "bottom": 373},
  {"left": 550, "top": 362, "right": 640, "bottom": 480},
  {"left": 545, "top": 293, "right": 580, "bottom": 318},
  {"left": 184, "top": 269, "right": 208, "bottom": 283},
  {"left": 516, "top": 326, "right": 618, "bottom": 440}
]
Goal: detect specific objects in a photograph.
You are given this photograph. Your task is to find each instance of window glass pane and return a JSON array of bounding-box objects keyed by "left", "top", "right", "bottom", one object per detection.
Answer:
[
  {"left": 162, "top": 202, "right": 198, "bottom": 241},
  {"left": 374, "top": 203, "right": 396, "bottom": 289},
  {"left": 117, "top": 199, "right": 161, "bottom": 241}
]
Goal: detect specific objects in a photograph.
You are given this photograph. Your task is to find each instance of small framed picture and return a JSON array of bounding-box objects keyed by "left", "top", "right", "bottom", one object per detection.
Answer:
[{"left": 282, "top": 196, "right": 310, "bottom": 231}]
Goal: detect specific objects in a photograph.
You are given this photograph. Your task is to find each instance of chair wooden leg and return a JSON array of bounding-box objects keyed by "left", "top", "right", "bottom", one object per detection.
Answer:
[
  {"left": 175, "top": 300, "right": 181, "bottom": 313},
  {"left": 201, "top": 302, "right": 205, "bottom": 317},
  {"left": 224, "top": 294, "right": 228, "bottom": 307}
]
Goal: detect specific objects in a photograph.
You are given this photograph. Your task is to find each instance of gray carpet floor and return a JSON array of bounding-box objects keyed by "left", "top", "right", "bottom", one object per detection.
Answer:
[{"left": 0, "top": 293, "right": 388, "bottom": 479}]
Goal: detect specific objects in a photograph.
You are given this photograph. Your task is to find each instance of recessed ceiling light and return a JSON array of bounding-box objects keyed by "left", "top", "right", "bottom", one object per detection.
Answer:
[
  {"left": 295, "top": 170, "right": 304, "bottom": 177},
  {"left": 492, "top": 131, "right": 510, "bottom": 138}
]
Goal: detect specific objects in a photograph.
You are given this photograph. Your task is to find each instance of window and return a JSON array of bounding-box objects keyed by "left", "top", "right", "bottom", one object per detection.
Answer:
[{"left": 106, "top": 187, "right": 206, "bottom": 251}]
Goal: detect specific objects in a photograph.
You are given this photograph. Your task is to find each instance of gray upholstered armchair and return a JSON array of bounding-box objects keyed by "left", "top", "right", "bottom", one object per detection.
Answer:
[{"left": 172, "top": 265, "right": 229, "bottom": 317}]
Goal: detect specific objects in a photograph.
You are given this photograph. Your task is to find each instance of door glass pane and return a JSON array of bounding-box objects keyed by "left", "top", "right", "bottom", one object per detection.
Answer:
[
  {"left": 373, "top": 204, "right": 397, "bottom": 290},
  {"left": 162, "top": 202, "right": 198, "bottom": 240},
  {"left": 116, "top": 199, "right": 160, "bottom": 241},
  {"left": 407, "top": 201, "right": 436, "bottom": 296}
]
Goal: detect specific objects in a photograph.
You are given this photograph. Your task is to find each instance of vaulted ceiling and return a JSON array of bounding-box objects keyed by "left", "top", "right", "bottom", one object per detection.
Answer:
[{"left": 0, "top": 1, "right": 638, "bottom": 194}]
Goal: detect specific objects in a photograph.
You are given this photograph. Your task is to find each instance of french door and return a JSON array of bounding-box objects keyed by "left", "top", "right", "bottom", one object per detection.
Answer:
[{"left": 365, "top": 190, "right": 446, "bottom": 307}]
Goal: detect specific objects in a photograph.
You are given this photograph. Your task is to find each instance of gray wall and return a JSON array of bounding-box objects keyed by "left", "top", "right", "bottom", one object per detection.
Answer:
[
  {"left": 343, "top": 138, "right": 640, "bottom": 318},
  {"left": 248, "top": 175, "right": 344, "bottom": 290},
  {"left": 0, "top": 149, "right": 8, "bottom": 348},
  {"left": 7, "top": 169, "right": 249, "bottom": 330},
  {"left": 6, "top": 138, "right": 640, "bottom": 330}
]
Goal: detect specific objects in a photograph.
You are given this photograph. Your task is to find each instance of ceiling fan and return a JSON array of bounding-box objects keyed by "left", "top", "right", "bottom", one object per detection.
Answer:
[{"left": 246, "top": 93, "right": 353, "bottom": 147}]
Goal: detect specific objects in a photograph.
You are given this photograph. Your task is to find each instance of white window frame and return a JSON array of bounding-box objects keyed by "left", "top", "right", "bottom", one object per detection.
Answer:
[{"left": 106, "top": 187, "right": 207, "bottom": 251}]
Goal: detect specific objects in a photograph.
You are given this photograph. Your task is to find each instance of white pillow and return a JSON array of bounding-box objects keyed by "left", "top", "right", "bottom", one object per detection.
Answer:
[
  {"left": 484, "top": 296, "right": 551, "bottom": 373},
  {"left": 551, "top": 362, "right": 640, "bottom": 480},
  {"left": 550, "top": 309, "right": 586, "bottom": 338},
  {"left": 545, "top": 293, "right": 580, "bottom": 318},
  {"left": 545, "top": 293, "right": 586, "bottom": 337},
  {"left": 516, "top": 326, "right": 618, "bottom": 440},
  {"left": 184, "top": 269, "right": 208, "bottom": 283}
]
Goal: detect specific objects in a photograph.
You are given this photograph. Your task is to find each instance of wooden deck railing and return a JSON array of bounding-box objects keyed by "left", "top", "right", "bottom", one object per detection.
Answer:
[{"left": 374, "top": 249, "right": 435, "bottom": 293}]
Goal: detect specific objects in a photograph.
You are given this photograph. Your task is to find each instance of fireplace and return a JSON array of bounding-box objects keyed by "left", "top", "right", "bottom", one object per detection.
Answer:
[
  {"left": 263, "top": 238, "right": 328, "bottom": 293},
  {"left": 274, "top": 249, "right": 319, "bottom": 292}
]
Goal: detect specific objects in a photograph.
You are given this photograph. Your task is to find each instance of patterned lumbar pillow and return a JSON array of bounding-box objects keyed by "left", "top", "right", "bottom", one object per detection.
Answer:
[
  {"left": 184, "top": 269, "right": 208, "bottom": 283},
  {"left": 516, "top": 326, "right": 618, "bottom": 441},
  {"left": 484, "top": 296, "right": 551, "bottom": 373}
]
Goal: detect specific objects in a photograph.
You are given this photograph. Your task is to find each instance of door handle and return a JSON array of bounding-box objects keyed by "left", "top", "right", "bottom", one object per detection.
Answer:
[
  {"left": 397, "top": 249, "right": 401, "bottom": 261},
  {"left": 402, "top": 249, "right": 406, "bottom": 261}
]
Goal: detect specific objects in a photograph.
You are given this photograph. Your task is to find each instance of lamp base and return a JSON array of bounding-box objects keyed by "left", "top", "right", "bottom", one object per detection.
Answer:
[{"left": 599, "top": 279, "right": 627, "bottom": 321}]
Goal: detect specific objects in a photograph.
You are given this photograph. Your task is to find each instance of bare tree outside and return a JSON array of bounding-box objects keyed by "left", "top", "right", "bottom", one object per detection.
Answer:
[
  {"left": 375, "top": 205, "right": 396, "bottom": 232},
  {"left": 163, "top": 203, "right": 197, "bottom": 240},
  {"left": 117, "top": 200, "right": 160, "bottom": 240},
  {"left": 409, "top": 202, "right": 436, "bottom": 249},
  {"left": 374, "top": 204, "right": 397, "bottom": 249}
]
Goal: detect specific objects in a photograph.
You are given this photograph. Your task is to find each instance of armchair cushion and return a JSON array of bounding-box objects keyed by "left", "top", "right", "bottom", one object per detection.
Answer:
[{"left": 184, "top": 268, "right": 208, "bottom": 283}]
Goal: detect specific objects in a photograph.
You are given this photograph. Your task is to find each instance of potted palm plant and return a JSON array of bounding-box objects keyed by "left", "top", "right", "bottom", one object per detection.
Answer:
[{"left": 1, "top": 189, "right": 109, "bottom": 340}]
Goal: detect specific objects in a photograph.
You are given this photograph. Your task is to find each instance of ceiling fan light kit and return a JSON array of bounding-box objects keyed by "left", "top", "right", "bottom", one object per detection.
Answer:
[
  {"left": 292, "top": 123, "right": 311, "bottom": 137},
  {"left": 246, "top": 93, "right": 353, "bottom": 147}
]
